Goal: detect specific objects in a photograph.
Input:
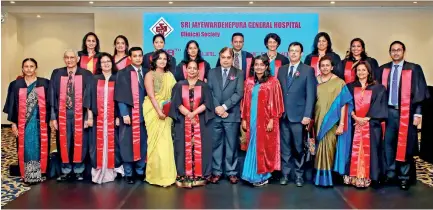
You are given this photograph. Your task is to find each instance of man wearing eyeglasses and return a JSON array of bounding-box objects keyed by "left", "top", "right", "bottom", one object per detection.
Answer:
[
  {"left": 277, "top": 42, "right": 317, "bottom": 187},
  {"left": 378, "top": 41, "right": 430, "bottom": 190}
]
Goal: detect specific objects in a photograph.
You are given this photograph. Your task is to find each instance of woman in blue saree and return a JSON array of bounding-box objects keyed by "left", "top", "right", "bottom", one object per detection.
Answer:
[
  {"left": 4, "top": 58, "right": 50, "bottom": 185},
  {"left": 314, "top": 56, "right": 353, "bottom": 187}
]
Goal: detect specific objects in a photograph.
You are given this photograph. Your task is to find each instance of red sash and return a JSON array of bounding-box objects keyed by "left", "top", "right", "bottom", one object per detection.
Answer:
[
  {"left": 183, "top": 62, "right": 205, "bottom": 81},
  {"left": 96, "top": 80, "right": 116, "bottom": 169},
  {"left": 344, "top": 61, "right": 355, "bottom": 84},
  {"left": 59, "top": 75, "right": 84, "bottom": 163},
  {"left": 274, "top": 60, "right": 282, "bottom": 76},
  {"left": 130, "top": 71, "right": 141, "bottom": 161},
  {"left": 310, "top": 56, "right": 320, "bottom": 76},
  {"left": 349, "top": 87, "right": 372, "bottom": 178},
  {"left": 17, "top": 87, "right": 49, "bottom": 178},
  {"left": 381, "top": 68, "right": 412, "bottom": 161},
  {"left": 80, "top": 55, "right": 98, "bottom": 74},
  {"left": 116, "top": 57, "right": 131, "bottom": 70},
  {"left": 182, "top": 85, "right": 203, "bottom": 177},
  {"left": 246, "top": 57, "right": 253, "bottom": 75}
]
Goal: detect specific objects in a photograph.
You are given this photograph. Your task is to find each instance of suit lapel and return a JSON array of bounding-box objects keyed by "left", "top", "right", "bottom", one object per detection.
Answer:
[
  {"left": 241, "top": 51, "right": 247, "bottom": 71},
  {"left": 216, "top": 67, "right": 224, "bottom": 90},
  {"left": 223, "top": 67, "right": 235, "bottom": 90}
]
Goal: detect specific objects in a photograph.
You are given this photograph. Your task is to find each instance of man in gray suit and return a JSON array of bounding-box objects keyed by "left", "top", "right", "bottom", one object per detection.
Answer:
[
  {"left": 208, "top": 47, "right": 244, "bottom": 184},
  {"left": 277, "top": 42, "right": 317, "bottom": 187}
]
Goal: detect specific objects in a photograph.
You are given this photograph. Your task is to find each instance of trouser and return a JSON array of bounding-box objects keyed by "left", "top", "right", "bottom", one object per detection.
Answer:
[
  {"left": 280, "top": 120, "right": 305, "bottom": 179},
  {"left": 212, "top": 121, "right": 240, "bottom": 176}
]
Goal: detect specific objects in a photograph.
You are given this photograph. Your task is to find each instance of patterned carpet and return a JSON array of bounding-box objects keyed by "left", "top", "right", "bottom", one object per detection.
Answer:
[{"left": 1, "top": 128, "right": 433, "bottom": 206}]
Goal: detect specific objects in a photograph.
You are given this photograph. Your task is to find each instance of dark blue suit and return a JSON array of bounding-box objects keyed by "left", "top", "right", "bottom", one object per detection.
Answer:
[
  {"left": 207, "top": 66, "right": 244, "bottom": 177},
  {"left": 277, "top": 62, "right": 317, "bottom": 179}
]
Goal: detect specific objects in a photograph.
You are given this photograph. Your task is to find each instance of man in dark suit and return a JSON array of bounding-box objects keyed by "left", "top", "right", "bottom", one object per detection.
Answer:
[
  {"left": 216, "top": 33, "right": 254, "bottom": 80},
  {"left": 277, "top": 42, "right": 317, "bottom": 187},
  {"left": 377, "top": 41, "right": 430, "bottom": 190},
  {"left": 208, "top": 47, "right": 244, "bottom": 184}
]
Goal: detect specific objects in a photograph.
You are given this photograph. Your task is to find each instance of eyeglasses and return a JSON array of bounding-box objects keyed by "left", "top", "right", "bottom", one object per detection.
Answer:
[
  {"left": 101, "top": 61, "right": 112, "bottom": 64},
  {"left": 390, "top": 49, "right": 403, "bottom": 53}
]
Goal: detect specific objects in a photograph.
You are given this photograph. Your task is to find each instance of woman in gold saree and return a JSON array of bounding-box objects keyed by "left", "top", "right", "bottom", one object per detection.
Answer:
[{"left": 143, "top": 49, "right": 177, "bottom": 187}]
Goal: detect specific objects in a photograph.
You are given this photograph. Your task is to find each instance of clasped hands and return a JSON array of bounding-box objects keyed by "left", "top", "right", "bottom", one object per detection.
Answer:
[{"left": 215, "top": 106, "right": 229, "bottom": 118}]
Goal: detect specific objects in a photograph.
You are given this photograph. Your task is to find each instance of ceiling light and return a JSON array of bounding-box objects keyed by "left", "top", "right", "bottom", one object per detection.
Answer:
[
  {"left": 89, "top": 1, "right": 94, "bottom": 4},
  {"left": 10, "top": 1, "right": 15, "bottom": 3},
  {"left": 413, "top": 1, "right": 417, "bottom": 3},
  {"left": 330, "top": 1, "right": 335, "bottom": 4},
  {"left": 169, "top": 1, "right": 173, "bottom": 4},
  {"left": 36, "top": 15, "right": 41, "bottom": 18},
  {"left": 249, "top": 1, "right": 254, "bottom": 4}
]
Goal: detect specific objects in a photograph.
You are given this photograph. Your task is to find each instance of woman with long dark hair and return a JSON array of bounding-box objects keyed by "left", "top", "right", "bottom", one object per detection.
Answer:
[
  {"left": 85, "top": 52, "right": 124, "bottom": 184},
  {"left": 78, "top": 32, "right": 101, "bottom": 74},
  {"left": 143, "top": 49, "right": 177, "bottom": 187},
  {"left": 335, "top": 38, "right": 380, "bottom": 83},
  {"left": 3, "top": 58, "right": 50, "bottom": 185},
  {"left": 113, "top": 35, "right": 131, "bottom": 70},
  {"left": 345, "top": 61, "right": 388, "bottom": 188},
  {"left": 240, "top": 55, "right": 284, "bottom": 187},
  {"left": 304, "top": 32, "right": 341, "bottom": 77},
  {"left": 175, "top": 40, "right": 211, "bottom": 82}
]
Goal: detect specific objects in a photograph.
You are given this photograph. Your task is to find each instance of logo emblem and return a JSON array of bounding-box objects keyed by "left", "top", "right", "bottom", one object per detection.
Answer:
[{"left": 150, "top": 17, "right": 174, "bottom": 38}]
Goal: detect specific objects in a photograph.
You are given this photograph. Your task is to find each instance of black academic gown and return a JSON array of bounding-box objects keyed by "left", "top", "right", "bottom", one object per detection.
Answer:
[
  {"left": 142, "top": 52, "right": 177, "bottom": 74},
  {"left": 174, "top": 60, "right": 211, "bottom": 82},
  {"left": 377, "top": 61, "right": 430, "bottom": 157},
  {"left": 114, "top": 65, "right": 148, "bottom": 163},
  {"left": 84, "top": 74, "right": 122, "bottom": 169},
  {"left": 304, "top": 52, "right": 341, "bottom": 68},
  {"left": 169, "top": 80, "right": 215, "bottom": 177},
  {"left": 49, "top": 67, "right": 93, "bottom": 163},
  {"left": 335, "top": 57, "right": 379, "bottom": 82},
  {"left": 4, "top": 78, "right": 51, "bottom": 152},
  {"left": 347, "top": 82, "right": 388, "bottom": 181}
]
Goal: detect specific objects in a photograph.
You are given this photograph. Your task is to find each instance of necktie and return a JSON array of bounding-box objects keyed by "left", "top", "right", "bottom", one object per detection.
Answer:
[
  {"left": 222, "top": 69, "right": 228, "bottom": 86},
  {"left": 66, "top": 71, "right": 74, "bottom": 109},
  {"left": 287, "top": 65, "right": 294, "bottom": 87},
  {"left": 234, "top": 53, "right": 240, "bottom": 69},
  {"left": 391, "top": 65, "right": 399, "bottom": 106},
  {"left": 137, "top": 69, "right": 144, "bottom": 87}
]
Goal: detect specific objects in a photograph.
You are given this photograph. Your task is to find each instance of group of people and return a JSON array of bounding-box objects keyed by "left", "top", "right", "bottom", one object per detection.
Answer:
[{"left": 3, "top": 31, "right": 430, "bottom": 191}]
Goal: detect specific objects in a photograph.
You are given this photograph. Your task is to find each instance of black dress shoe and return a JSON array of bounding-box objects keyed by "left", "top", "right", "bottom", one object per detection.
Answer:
[
  {"left": 280, "top": 176, "right": 289, "bottom": 185},
  {"left": 126, "top": 176, "right": 135, "bottom": 184},
  {"left": 56, "top": 174, "right": 69, "bottom": 182},
  {"left": 296, "top": 177, "right": 304, "bottom": 187},
  {"left": 137, "top": 174, "right": 146, "bottom": 182},
  {"left": 75, "top": 173, "right": 84, "bottom": 181},
  {"left": 400, "top": 180, "right": 409, "bottom": 190}
]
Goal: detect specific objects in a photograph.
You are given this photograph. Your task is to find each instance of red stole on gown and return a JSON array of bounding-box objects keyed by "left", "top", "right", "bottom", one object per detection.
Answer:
[
  {"left": 344, "top": 61, "right": 356, "bottom": 84},
  {"left": 183, "top": 62, "right": 205, "bottom": 81},
  {"left": 349, "top": 87, "right": 372, "bottom": 178},
  {"left": 240, "top": 77, "right": 284, "bottom": 173},
  {"left": 381, "top": 68, "right": 412, "bottom": 161},
  {"left": 182, "top": 85, "right": 203, "bottom": 177},
  {"left": 273, "top": 60, "right": 282, "bottom": 76},
  {"left": 58, "top": 75, "right": 84, "bottom": 163},
  {"left": 96, "top": 80, "right": 116, "bottom": 169},
  {"left": 115, "top": 56, "right": 132, "bottom": 70},
  {"left": 17, "top": 87, "right": 49, "bottom": 178},
  {"left": 130, "top": 71, "right": 141, "bottom": 161},
  {"left": 245, "top": 57, "right": 253, "bottom": 77},
  {"left": 80, "top": 55, "right": 98, "bottom": 74},
  {"left": 310, "top": 56, "right": 320, "bottom": 77}
]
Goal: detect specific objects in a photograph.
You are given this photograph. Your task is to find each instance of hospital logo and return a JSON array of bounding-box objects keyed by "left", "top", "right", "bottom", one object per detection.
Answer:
[{"left": 150, "top": 17, "right": 174, "bottom": 38}]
